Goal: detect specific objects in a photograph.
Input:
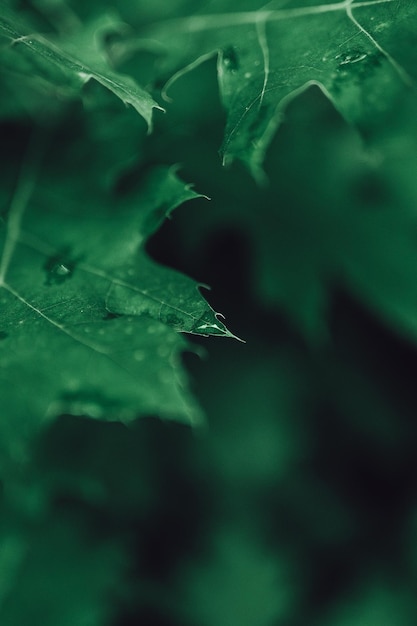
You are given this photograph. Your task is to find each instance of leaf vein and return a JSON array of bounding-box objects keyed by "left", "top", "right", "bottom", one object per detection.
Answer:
[
  {"left": 255, "top": 15, "right": 270, "bottom": 109},
  {"left": 14, "top": 233, "right": 203, "bottom": 324},
  {"left": 347, "top": 2, "right": 416, "bottom": 87},
  {"left": 2, "top": 283, "right": 111, "bottom": 355},
  {"left": 0, "top": 133, "right": 43, "bottom": 284},
  {"left": 145, "top": 0, "right": 395, "bottom": 34}
]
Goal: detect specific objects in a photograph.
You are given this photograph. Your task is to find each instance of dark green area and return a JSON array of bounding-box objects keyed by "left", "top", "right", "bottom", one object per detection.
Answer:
[{"left": 1, "top": 1, "right": 417, "bottom": 625}]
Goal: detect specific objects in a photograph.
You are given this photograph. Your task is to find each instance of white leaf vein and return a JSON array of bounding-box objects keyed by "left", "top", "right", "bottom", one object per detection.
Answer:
[{"left": 347, "top": 2, "right": 415, "bottom": 87}]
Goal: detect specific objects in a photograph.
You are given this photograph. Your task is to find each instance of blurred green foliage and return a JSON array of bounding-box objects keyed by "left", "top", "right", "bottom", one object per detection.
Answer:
[{"left": 2, "top": 1, "right": 417, "bottom": 625}]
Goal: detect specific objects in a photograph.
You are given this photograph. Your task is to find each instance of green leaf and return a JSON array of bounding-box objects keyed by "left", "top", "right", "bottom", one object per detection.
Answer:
[
  {"left": 321, "top": 578, "right": 415, "bottom": 626},
  {"left": 0, "top": 130, "right": 235, "bottom": 468},
  {"left": 130, "top": 0, "right": 417, "bottom": 178},
  {"left": 0, "top": 507, "right": 126, "bottom": 626},
  {"left": 252, "top": 87, "right": 417, "bottom": 342},
  {"left": 0, "top": 5, "right": 161, "bottom": 126},
  {"left": 175, "top": 525, "right": 296, "bottom": 626}
]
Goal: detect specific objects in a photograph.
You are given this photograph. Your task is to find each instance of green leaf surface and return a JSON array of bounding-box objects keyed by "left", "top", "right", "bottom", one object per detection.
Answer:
[
  {"left": 0, "top": 132, "right": 234, "bottom": 467},
  {"left": 0, "top": 508, "right": 125, "bottom": 626},
  {"left": 131, "top": 0, "right": 417, "bottom": 177},
  {"left": 176, "top": 525, "right": 296, "bottom": 626},
  {"left": 321, "top": 578, "right": 415, "bottom": 626},
  {"left": 252, "top": 87, "right": 417, "bottom": 342},
  {"left": 0, "top": 5, "right": 161, "bottom": 125}
]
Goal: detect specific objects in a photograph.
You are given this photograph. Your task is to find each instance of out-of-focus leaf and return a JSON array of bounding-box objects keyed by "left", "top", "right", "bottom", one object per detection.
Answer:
[
  {"left": 321, "top": 578, "right": 416, "bottom": 626},
  {"left": 252, "top": 87, "right": 417, "bottom": 342},
  {"left": 0, "top": 508, "right": 125, "bottom": 626},
  {"left": 175, "top": 525, "right": 297, "bottom": 626},
  {"left": 0, "top": 5, "right": 161, "bottom": 125}
]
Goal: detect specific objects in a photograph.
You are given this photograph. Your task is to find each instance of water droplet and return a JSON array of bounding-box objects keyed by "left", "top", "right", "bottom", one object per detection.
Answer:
[
  {"left": 336, "top": 50, "right": 367, "bottom": 66},
  {"left": 222, "top": 47, "right": 239, "bottom": 72},
  {"left": 244, "top": 72, "right": 252, "bottom": 79},
  {"left": 165, "top": 313, "right": 182, "bottom": 328},
  {"left": 44, "top": 249, "right": 78, "bottom": 286},
  {"left": 48, "top": 263, "right": 72, "bottom": 283},
  {"left": 134, "top": 350, "right": 145, "bottom": 361},
  {"left": 66, "top": 378, "right": 80, "bottom": 391},
  {"left": 157, "top": 345, "right": 170, "bottom": 358}
]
